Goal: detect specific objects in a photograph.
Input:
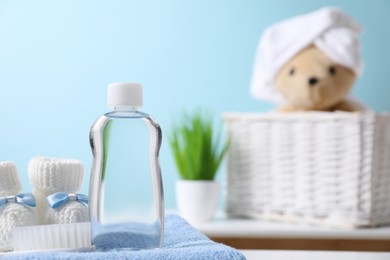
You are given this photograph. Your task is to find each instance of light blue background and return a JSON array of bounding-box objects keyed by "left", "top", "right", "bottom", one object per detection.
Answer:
[{"left": 0, "top": 0, "right": 389, "bottom": 209}]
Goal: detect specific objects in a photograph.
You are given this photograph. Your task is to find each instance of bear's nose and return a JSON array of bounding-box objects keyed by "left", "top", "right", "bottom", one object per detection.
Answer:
[{"left": 308, "top": 77, "right": 319, "bottom": 86}]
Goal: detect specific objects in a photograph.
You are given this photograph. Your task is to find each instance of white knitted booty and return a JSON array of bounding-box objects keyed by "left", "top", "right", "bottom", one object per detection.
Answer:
[
  {"left": 45, "top": 200, "right": 89, "bottom": 224},
  {"left": 0, "top": 162, "right": 22, "bottom": 197},
  {"left": 28, "top": 157, "right": 87, "bottom": 224},
  {"left": 0, "top": 162, "right": 39, "bottom": 252}
]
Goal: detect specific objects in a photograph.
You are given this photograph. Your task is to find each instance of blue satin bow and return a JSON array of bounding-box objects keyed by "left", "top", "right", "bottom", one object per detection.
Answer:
[
  {"left": 46, "top": 192, "right": 88, "bottom": 208},
  {"left": 0, "top": 193, "right": 36, "bottom": 208}
]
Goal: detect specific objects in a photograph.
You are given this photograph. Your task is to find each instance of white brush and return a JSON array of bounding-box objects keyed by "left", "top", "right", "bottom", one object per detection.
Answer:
[{"left": 12, "top": 222, "right": 92, "bottom": 251}]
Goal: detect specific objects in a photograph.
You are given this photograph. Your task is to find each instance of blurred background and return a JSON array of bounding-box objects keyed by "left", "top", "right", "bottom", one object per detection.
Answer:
[{"left": 0, "top": 0, "right": 389, "bottom": 209}]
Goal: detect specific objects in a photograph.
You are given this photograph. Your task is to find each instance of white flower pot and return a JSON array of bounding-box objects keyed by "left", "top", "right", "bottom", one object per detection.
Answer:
[{"left": 176, "top": 180, "right": 219, "bottom": 223}]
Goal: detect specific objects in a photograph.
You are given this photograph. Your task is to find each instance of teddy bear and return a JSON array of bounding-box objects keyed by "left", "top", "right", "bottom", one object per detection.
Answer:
[
  {"left": 274, "top": 45, "right": 359, "bottom": 112},
  {"left": 250, "top": 7, "right": 364, "bottom": 112}
]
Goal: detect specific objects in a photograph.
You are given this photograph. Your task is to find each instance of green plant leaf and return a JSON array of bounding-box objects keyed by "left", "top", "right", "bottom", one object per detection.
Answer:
[
  {"left": 102, "top": 120, "right": 113, "bottom": 181},
  {"left": 169, "top": 109, "right": 229, "bottom": 180}
]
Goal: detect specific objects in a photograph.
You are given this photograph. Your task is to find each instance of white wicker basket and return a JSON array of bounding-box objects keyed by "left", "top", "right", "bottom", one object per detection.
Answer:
[{"left": 223, "top": 112, "right": 390, "bottom": 228}]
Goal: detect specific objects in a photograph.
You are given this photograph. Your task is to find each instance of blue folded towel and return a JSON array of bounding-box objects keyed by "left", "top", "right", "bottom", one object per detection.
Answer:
[{"left": 5, "top": 215, "right": 245, "bottom": 260}]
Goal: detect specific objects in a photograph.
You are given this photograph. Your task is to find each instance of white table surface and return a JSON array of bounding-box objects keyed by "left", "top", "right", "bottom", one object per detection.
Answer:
[
  {"left": 4, "top": 249, "right": 389, "bottom": 259},
  {"left": 193, "top": 217, "right": 390, "bottom": 239},
  {"left": 240, "top": 250, "right": 390, "bottom": 260}
]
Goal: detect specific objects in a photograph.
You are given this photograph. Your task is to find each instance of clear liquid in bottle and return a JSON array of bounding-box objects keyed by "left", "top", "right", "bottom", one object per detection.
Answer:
[{"left": 89, "top": 83, "right": 164, "bottom": 251}]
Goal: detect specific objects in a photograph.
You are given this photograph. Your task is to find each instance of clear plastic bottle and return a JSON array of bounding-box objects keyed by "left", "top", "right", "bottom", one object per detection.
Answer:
[{"left": 89, "top": 82, "right": 164, "bottom": 251}]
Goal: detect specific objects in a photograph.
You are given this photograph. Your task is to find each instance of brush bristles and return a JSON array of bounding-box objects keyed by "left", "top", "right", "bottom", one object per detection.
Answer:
[{"left": 12, "top": 222, "right": 91, "bottom": 251}]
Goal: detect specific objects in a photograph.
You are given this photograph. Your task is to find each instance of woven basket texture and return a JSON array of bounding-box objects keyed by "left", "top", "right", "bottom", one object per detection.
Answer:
[{"left": 223, "top": 112, "right": 390, "bottom": 228}]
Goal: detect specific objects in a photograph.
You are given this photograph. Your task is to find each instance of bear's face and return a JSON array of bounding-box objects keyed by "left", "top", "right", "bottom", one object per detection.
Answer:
[{"left": 274, "top": 45, "right": 356, "bottom": 111}]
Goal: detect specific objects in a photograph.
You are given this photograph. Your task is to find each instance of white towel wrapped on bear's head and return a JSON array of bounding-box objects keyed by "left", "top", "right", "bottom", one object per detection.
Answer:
[{"left": 250, "top": 7, "right": 363, "bottom": 104}]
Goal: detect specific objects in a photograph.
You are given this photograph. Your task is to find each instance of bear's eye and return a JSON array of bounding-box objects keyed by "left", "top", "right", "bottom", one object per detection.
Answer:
[
  {"left": 329, "top": 66, "right": 336, "bottom": 76},
  {"left": 289, "top": 67, "right": 295, "bottom": 76}
]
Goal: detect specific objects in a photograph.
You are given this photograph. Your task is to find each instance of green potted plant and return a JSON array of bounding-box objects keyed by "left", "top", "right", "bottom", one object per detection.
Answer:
[{"left": 170, "top": 110, "right": 229, "bottom": 223}]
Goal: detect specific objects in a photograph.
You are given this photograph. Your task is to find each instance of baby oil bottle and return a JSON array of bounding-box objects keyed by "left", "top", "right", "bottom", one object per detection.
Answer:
[{"left": 89, "top": 82, "right": 164, "bottom": 251}]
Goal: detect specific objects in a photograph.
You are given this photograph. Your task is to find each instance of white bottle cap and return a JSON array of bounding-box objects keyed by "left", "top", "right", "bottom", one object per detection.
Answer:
[{"left": 107, "top": 82, "right": 143, "bottom": 109}]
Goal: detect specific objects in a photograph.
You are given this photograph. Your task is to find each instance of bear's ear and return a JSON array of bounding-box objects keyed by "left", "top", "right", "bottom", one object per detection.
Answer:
[
  {"left": 289, "top": 67, "right": 295, "bottom": 76},
  {"left": 329, "top": 66, "right": 336, "bottom": 76}
]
